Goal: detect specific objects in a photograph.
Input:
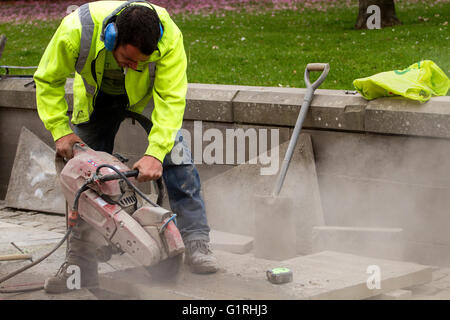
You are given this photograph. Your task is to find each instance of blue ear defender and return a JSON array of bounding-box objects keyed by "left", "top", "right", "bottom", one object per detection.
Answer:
[
  {"left": 104, "top": 22, "right": 118, "bottom": 51},
  {"left": 159, "top": 23, "right": 163, "bottom": 41}
]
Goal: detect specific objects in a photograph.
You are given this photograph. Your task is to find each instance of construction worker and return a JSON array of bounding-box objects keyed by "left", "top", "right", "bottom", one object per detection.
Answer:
[{"left": 34, "top": 1, "right": 218, "bottom": 294}]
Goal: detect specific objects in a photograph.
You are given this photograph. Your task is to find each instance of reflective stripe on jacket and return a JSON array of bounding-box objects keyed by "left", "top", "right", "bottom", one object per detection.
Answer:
[{"left": 34, "top": 1, "right": 188, "bottom": 162}]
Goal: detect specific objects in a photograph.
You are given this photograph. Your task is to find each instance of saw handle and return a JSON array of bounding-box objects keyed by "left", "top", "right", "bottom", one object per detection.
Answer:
[{"left": 98, "top": 169, "right": 139, "bottom": 182}]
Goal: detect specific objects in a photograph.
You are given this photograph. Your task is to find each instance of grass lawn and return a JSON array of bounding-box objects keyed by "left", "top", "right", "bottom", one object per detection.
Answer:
[{"left": 0, "top": 0, "right": 449, "bottom": 91}]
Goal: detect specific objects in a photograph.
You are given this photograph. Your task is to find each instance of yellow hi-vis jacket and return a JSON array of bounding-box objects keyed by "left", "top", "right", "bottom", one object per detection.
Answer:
[{"left": 34, "top": 1, "right": 187, "bottom": 162}]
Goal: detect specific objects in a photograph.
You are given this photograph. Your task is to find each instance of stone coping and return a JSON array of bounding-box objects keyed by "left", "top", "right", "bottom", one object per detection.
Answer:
[{"left": 1, "top": 78, "right": 449, "bottom": 138}]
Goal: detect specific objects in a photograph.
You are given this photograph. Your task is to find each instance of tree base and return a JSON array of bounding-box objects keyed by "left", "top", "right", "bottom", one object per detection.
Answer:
[{"left": 355, "top": 0, "right": 402, "bottom": 29}]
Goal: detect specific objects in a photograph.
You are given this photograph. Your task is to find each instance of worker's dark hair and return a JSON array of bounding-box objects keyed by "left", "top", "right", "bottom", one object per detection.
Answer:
[{"left": 115, "top": 5, "right": 160, "bottom": 55}]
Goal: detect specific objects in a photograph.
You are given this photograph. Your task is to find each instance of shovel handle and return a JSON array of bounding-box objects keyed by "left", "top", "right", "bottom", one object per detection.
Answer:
[
  {"left": 0, "top": 254, "right": 32, "bottom": 262},
  {"left": 304, "top": 63, "right": 330, "bottom": 90},
  {"left": 306, "top": 63, "right": 328, "bottom": 72},
  {"left": 272, "top": 63, "right": 330, "bottom": 197}
]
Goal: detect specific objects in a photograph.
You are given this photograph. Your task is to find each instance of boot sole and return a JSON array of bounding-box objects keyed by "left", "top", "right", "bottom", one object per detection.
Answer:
[
  {"left": 44, "top": 279, "right": 99, "bottom": 294},
  {"left": 187, "top": 263, "right": 219, "bottom": 274}
]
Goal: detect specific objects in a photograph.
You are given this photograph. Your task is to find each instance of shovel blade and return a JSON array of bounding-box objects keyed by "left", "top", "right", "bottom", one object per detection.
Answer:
[{"left": 253, "top": 194, "right": 296, "bottom": 261}]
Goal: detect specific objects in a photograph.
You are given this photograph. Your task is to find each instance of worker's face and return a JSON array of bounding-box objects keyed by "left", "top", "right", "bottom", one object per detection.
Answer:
[{"left": 112, "top": 44, "right": 149, "bottom": 70}]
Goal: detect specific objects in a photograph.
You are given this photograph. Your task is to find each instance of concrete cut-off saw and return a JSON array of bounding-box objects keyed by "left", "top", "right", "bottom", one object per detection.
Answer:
[
  {"left": 0, "top": 142, "right": 185, "bottom": 293},
  {"left": 59, "top": 142, "right": 185, "bottom": 269}
]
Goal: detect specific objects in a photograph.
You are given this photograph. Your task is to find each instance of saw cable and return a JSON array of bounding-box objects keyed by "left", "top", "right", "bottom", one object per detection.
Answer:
[
  {"left": 0, "top": 227, "right": 72, "bottom": 294},
  {"left": 95, "top": 164, "right": 158, "bottom": 207},
  {"left": 0, "top": 180, "right": 90, "bottom": 294},
  {"left": 0, "top": 182, "right": 89, "bottom": 294}
]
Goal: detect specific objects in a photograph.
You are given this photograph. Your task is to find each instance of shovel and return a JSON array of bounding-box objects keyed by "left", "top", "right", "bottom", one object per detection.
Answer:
[{"left": 254, "top": 63, "right": 330, "bottom": 260}]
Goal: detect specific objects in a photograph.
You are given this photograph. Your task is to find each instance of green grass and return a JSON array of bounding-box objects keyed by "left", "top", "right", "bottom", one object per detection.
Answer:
[{"left": 1, "top": 2, "right": 449, "bottom": 91}]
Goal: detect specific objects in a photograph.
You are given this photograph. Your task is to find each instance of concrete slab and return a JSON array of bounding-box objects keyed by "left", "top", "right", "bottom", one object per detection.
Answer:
[
  {"left": 0, "top": 221, "right": 64, "bottom": 252},
  {"left": 232, "top": 89, "right": 368, "bottom": 131},
  {"left": 5, "top": 127, "right": 65, "bottom": 215},
  {"left": 312, "top": 226, "right": 404, "bottom": 261},
  {"left": 253, "top": 195, "right": 296, "bottom": 260},
  {"left": 203, "top": 133, "right": 324, "bottom": 255},
  {"left": 209, "top": 229, "right": 253, "bottom": 254},
  {"left": 402, "top": 241, "right": 450, "bottom": 269},
  {"left": 1, "top": 286, "right": 98, "bottom": 300},
  {"left": 307, "top": 129, "right": 450, "bottom": 266},
  {"left": 375, "top": 289, "right": 412, "bottom": 300},
  {"left": 98, "top": 250, "right": 432, "bottom": 300},
  {"left": 185, "top": 87, "right": 236, "bottom": 122},
  {"left": 366, "top": 96, "right": 450, "bottom": 138},
  {"left": 0, "top": 220, "right": 143, "bottom": 300}
]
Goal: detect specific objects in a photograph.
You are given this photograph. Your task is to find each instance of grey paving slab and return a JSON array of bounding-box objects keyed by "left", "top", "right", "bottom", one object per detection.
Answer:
[
  {"left": 5, "top": 127, "right": 65, "bottom": 215},
  {"left": 372, "top": 289, "right": 412, "bottom": 300},
  {"left": 232, "top": 89, "right": 368, "bottom": 131},
  {"left": 185, "top": 87, "right": 236, "bottom": 122},
  {"left": 0, "top": 78, "right": 73, "bottom": 110},
  {"left": 210, "top": 229, "right": 253, "bottom": 254},
  {"left": 98, "top": 250, "right": 432, "bottom": 300},
  {"left": 366, "top": 96, "right": 450, "bottom": 138},
  {"left": 312, "top": 226, "right": 404, "bottom": 261},
  {"left": 0, "top": 221, "right": 64, "bottom": 252}
]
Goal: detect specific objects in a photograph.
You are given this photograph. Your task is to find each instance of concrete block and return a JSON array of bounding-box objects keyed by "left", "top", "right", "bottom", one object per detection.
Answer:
[
  {"left": 284, "top": 251, "right": 432, "bottom": 300},
  {"left": 5, "top": 127, "right": 65, "bottom": 215},
  {"left": 232, "top": 90, "right": 304, "bottom": 126},
  {"left": 0, "top": 107, "right": 56, "bottom": 199},
  {"left": 374, "top": 289, "right": 412, "bottom": 300},
  {"left": 428, "top": 290, "right": 450, "bottom": 300},
  {"left": 1, "top": 288, "right": 98, "bottom": 300},
  {"left": 312, "top": 226, "right": 405, "bottom": 261},
  {"left": 232, "top": 88, "right": 368, "bottom": 131},
  {"left": 203, "top": 133, "right": 324, "bottom": 255},
  {"left": 0, "top": 221, "right": 63, "bottom": 251},
  {"left": 403, "top": 241, "right": 450, "bottom": 268},
  {"left": 209, "top": 229, "right": 253, "bottom": 254},
  {"left": 318, "top": 173, "right": 450, "bottom": 246},
  {"left": 306, "top": 129, "right": 450, "bottom": 265},
  {"left": 185, "top": 87, "right": 236, "bottom": 122},
  {"left": 307, "top": 129, "right": 450, "bottom": 187},
  {"left": 253, "top": 194, "right": 296, "bottom": 260},
  {"left": 0, "top": 77, "right": 73, "bottom": 110},
  {"left": 366, "top": 96, "right": 450, "bottom": 138},
  {"left": 19, "top": 221, "right": 44, "bottom": 228}
]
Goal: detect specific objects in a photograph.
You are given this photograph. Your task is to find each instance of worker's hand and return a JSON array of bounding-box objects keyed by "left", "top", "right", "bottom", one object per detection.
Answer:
[
  {"left": 132, "top": 155, "right": 163, "bottom": 182},
  {"left": 55, "top": 133, "right": 83, "bottom": 159}
]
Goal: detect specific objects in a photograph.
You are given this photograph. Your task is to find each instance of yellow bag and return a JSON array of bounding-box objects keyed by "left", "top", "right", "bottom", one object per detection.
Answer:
[{"left": 353, "top": 60, "right": 450, "bottom": 102}]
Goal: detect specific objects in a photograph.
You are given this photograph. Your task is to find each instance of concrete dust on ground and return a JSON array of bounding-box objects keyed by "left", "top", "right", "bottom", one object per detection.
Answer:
[{"left": 1, "top": 201, "right": 450, "bottom": 300}]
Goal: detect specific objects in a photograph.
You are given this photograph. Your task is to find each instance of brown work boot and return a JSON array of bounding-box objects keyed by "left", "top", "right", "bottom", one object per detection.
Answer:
[
  {"left": 45, "top": 220, "right": 100, "bottom": 294},
  {"left": 44, "top": 259, "right": 98, "bottom": 294},
  {"left": 184, "top": 240, "right": 218, "bottom": 274}
]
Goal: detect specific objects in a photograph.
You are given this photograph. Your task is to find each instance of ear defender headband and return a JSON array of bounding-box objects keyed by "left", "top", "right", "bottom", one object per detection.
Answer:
[{"left": 101, "top": 1, "right": 164, "bottom": 51}]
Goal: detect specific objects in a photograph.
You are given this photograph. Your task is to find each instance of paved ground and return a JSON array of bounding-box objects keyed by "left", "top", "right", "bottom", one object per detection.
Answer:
[{"left": 1, "top": 200, "right": 450, "bottom": 300}]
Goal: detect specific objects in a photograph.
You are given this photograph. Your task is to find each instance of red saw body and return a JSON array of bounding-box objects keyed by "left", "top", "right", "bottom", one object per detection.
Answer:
[{"left": 59, "top": 143, "right": 184, "bottom": 267}]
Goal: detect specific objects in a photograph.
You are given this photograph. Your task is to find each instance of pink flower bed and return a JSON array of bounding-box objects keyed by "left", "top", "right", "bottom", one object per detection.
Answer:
[
  {"left": 1, "top": 0, "right": 448, "bottom": 23},
  {"left": 0, "top": 0, "right": 355, "bottom": 23}
]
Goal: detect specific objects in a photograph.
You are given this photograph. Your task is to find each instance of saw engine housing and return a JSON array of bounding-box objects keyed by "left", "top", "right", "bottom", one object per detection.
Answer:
[{"left": 59, "top": 143, "right": 184, "bottom": 267}]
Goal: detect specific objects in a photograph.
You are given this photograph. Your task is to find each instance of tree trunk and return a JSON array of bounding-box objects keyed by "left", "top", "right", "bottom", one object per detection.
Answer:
[
  {"left": 0, "top": 35, "right": 7, "bottom": 60},
  {"left": 355, "top": 0, "right": 401, "bottom": 29}
]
